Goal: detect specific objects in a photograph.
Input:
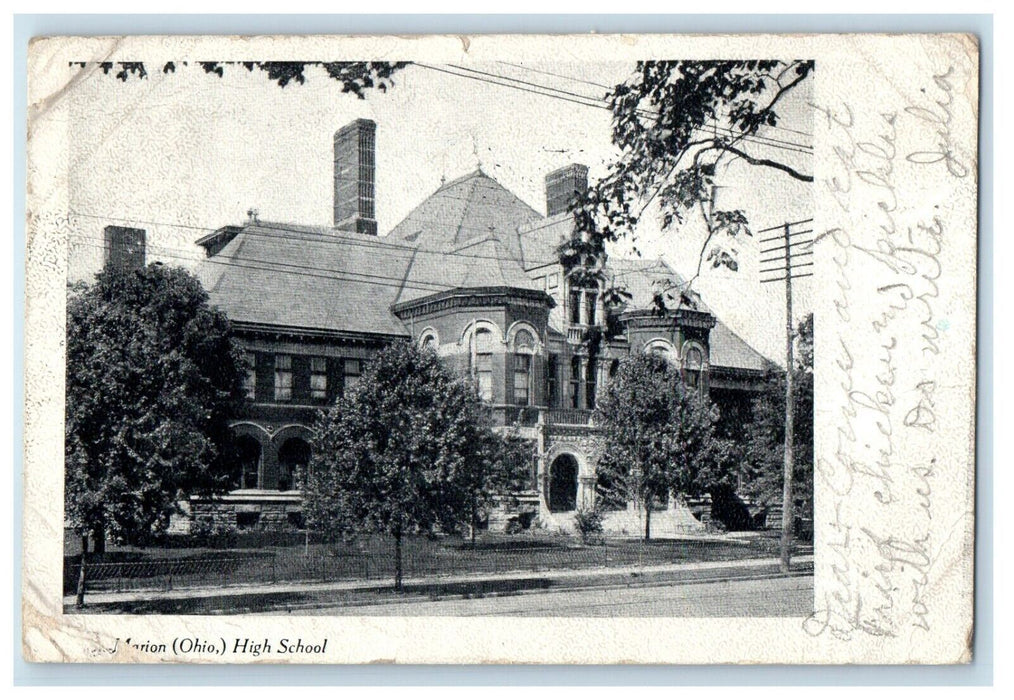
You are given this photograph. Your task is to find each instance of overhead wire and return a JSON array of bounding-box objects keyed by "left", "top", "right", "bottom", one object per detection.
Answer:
[{"left": 417, "top": 62, "right": 813, "bottom": 154}]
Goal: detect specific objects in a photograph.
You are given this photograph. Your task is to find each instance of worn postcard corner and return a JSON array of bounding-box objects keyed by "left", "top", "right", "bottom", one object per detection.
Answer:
[{"left": 22, "top": 31, "right": 978, "bottom": 665}]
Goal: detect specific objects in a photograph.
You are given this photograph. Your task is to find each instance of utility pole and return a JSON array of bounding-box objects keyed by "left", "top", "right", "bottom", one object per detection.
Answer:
[{"left": 758, "top": 219, "right": 813, "bottom": 573}]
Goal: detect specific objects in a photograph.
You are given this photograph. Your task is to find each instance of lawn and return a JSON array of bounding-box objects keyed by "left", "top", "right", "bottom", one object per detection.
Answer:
[{"left": 64, "top": 530, "right": 806, "bottom": 595}]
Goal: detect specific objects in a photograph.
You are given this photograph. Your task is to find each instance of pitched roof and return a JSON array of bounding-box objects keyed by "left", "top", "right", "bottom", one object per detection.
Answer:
[
  {"left": 604, "top": 257, "right": 708, "bottom": 313},
  {"left": 517, "top": 214, "right": 573, "bottom": 271},
  {"left": 708, "top": 319, "right": 772, "bottom": 373},
  {"left": 195, "top": 178, "right": 770, "bottom": 375},
  {"left": 394, "top": 237, "right": 535, "bottom": 305},
  {"left": 387, "top": 169, "right": 543, "bottom": 264},
  {"left": 197, "top": 221, "right": 415, "bottom": 337}
]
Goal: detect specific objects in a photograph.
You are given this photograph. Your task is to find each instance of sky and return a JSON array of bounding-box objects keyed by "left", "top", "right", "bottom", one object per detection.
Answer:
[{"left": 65, "top": 60, "right": 813, "bottom": 363}]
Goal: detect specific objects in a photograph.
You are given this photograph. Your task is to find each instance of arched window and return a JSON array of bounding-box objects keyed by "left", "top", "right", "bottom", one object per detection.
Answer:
[
  {"left": 419, "top": 330, "right": 438, "bottom": 351},
  {"left": 512, "top": 329, "right": 535, "bottom": 405},
  {"left": 682, "top": 344, "right": 706, "bottom": 393},
  {"left": 470, "top": 327, "right": 494, "bottom": 402},
  {"left": 645, "top": 339, "right": 676, "bottom": 364}
]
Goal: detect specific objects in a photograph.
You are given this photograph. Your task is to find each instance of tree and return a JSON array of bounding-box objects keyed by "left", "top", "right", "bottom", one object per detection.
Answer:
[
  {"left": 740, "top": 314, "right": 814, "bottom": 528},
  {"left": 65, "top": 264, "right": 245, "bottom": 603},
  {"left": 303, "top": 342, "right": 527, "bottom": 590},
  {"left": 594, "top": 352, "right": 733, "bottom": 541},
  {"left": 79, "top": 60, "right": 408, "bottom": 96},
  {"left": 563, "top": 60, "right": 814, "bottom": 304}
]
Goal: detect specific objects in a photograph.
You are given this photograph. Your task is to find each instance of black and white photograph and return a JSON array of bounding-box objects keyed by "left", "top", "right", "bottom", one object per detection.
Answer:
[{"left": 22, "top": 32, "right": 978, "bottom": 664}]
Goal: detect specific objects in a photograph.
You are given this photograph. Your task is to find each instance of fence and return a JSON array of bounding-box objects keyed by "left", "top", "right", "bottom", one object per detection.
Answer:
[{"left": 63, "top": 534, "right": 768, "bottom": 596}]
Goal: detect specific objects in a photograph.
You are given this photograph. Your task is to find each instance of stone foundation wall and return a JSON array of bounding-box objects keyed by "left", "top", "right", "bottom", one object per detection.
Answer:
[{"left": 190, "top": 496, "right": 305, "bottom": 532}]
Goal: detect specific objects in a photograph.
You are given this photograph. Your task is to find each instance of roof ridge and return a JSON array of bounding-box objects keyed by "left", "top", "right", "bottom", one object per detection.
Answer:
[
  {"left": 435, "top": 168, "right": 484, "bottom": 193},
  {"left": 452, "top": 176, "right": 481, "bottom": 246}
]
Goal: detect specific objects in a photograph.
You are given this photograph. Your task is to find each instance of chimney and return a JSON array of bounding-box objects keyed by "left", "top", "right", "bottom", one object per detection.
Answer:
[
  {"left": 333, "top": 118, "right": 378, "bottom": 236},
  {"left": 545, "top": 163, "right": 589, "bottom": 217},
  {"left": 103, "top": 225, "right": 146, "bottom": 272}
]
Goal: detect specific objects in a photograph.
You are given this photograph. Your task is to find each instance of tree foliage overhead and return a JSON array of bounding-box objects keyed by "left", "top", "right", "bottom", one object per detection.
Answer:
[
  {"left": 740, "top": 313, "right": 814, "bottom": 520},
  {"left": 303, "top": 342, "right": 530, "bottom": 588},
  {"left": 65, "top": 265, "right": 245, "bottom": 547},
  {"left": 74, "top": 60, "right": 409, "bottom": 97},
  {"left": 594, "top": 352, "right": 734, "bottom": 540},
  {"left": 562, "top": 60, "right": 814, "bottom": 306}
]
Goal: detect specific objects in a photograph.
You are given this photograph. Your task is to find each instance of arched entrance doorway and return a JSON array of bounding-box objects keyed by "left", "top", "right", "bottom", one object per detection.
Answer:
[
  {"left": 277, "top": 437, "right": 311, "bottom": 491},
  {"left": 548, "top": 454, "right": 579, "bottom": 512},
  {"left": 233, "top": 435, "right": 262, "bottom": 490}
]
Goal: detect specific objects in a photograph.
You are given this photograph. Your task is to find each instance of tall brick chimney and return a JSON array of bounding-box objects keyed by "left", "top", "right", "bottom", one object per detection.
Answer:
[
  {"left": 545, "top": 163, "right": 589, "bottom": 217},
  {"left": 103, "top": 225, "right": 146, "bottom": 272},
  {"left": 333, "top": 118, "right": 378, "bottom": 236}
]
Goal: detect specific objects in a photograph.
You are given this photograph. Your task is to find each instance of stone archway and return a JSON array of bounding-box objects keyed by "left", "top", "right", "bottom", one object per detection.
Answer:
[{"left": 548, "top": 454, "right": 579, "bottom": 513}]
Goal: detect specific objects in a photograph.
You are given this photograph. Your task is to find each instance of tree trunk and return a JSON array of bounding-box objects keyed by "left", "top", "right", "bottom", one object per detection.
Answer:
[
  {"left": 644, "top": 502, "right": 652, "bottom": 542},
  {"left": 470, "top": 498, "right": 477, "bottom": 548},
  {"left": 394, "top": 525, "right": 403, "bottom": 592},
  {"left": 75, "top": 534, "right": 88, "bottom": 608},
  {"left": 91, "top": 524, "right": 106, "bottom": 555}
]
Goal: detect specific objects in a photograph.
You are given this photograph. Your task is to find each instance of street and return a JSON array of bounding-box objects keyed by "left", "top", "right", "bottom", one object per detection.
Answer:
[{"left": 282, "top": 573, "right": 813, "bottom": 617}]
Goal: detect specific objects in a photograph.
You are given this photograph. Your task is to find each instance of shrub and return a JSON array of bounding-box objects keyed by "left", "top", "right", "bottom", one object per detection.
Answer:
[{"left": 574, "top": 507, "right": 605, "bottom": 543}]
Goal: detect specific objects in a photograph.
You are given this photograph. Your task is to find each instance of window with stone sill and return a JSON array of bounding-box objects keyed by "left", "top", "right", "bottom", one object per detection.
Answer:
[
  {"left": 242, "top": 352, "right": 256, "bottom": 400},
  {"left": 513, "top": 329, "right": 535, "bottom": 406},
  {"left": 343, "top": 358, "right": 362, "bottom": 395},
  {"left": 683, "top": 345, "right": 706, "bottom": 394},
  {"left": 471, "top": 328, "right": 495, "bottom": 403},
  {"left": 570, "top": 356, "right": 582, "bottom": 409},
  {"left": 569, "top": 287, "right": 582, "bottom": 325},
  {"left": 274, "top": 354, "right": 293, "bottom": 402},
  {"left": 310, "top": 356, "right": 328, "bottom": 402},
  {"left": 584, "top": 289, "right": 597, "bottom": 326}
]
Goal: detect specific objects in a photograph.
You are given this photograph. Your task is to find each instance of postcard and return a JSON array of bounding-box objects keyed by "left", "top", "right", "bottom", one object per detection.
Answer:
[{"left": 23, "top": 32, "right": 978, "bottom": 664}]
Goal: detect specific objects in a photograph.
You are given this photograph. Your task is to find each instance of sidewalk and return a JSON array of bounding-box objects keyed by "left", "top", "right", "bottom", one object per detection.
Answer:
[{"left": 67, "top": 555, "right": 813, "bottom": 613}]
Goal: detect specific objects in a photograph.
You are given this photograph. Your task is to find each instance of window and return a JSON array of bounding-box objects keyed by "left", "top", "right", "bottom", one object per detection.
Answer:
[
  {"left": 570, "top": 356, "right": 582, "bottom": 409},
  {"left": 236, "top": 512, "right": 260, "bottom": 529},
  {"left": 584, "top": 290, "right": 597, "bottom": 326},
  {"left": 242, "top": 352, "right": 256, "bottom": 400},
  {"left": 548, "top": 273, "right": 559, "bottom": 289},
  {"left": 472, "top": 328, "right": 494, "bottom": 402},
  {"left": 343, "top": 358, "right": 362, "bottom": 394},
  {"left": 513, "top": 355, "right": 532, "bottom": 405},
  {"left": 569, "top": 287, "right": 582, "bottom": 324},
  {"left": 683, "top": 345, "right": 705, "bottom": 392},
  {"left": 585, "top": 358, "right": 597, "bottom": 409},
  {"left": 533, "top": 275, "right": 545, "bottom": 290},
  {"left": 420, "top": 332, "right": 437, "bottom": 351},
  {"left": 647, "top": 341, "right": 675, "bottom": 364},
  {"left": 513, "top": 330, "right": 534, "bottom": 406},
  {"left": 310, "top": 357, "right": 328, "bottom": 402},
  {"left": 274, "top": 354, "right": 293, "bottom": 402},
  {"left": 546, "top": 354, "right": 559, "bottom": 408}
]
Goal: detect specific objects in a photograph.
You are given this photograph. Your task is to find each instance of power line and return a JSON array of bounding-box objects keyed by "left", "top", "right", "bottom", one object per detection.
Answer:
[
  {"left": 416, "top": 63, "right": 812, "bottom": 156},
  {"left": 496, "top": 60, "right": 815, "bottom": 140},
  {"left": 453, "top": 63, "right": 813, "bottom": 153}
]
